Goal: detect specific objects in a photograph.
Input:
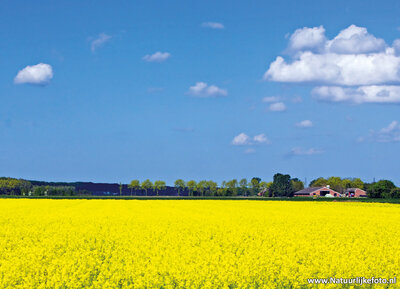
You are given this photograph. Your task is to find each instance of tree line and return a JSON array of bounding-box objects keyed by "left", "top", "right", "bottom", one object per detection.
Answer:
[{"left": 1, "top": 175, "right": 399, "bottom": 198}]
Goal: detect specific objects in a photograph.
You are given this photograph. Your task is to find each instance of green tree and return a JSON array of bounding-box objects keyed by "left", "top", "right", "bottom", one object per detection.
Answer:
[
  {"left": 174, "top": 179, "right": 185, "bottom": 196},
  {"left": 239, "top": 178, "right": 248, "bottom": 196},
  {"left": 141, "top": 179, "right": 153, "bottom": 196},
  {"left": 270, "top": 173, "right": 294, "bottom": 197},
  {"left": 226, "top": 179, "right": 238, "bottom": 196},
  {"left": 350, "top": 178, "right": 364, "bottom": 189},
  {"left": 196, "top": 180, "right": 208, "bottom": 196},
  {"left": 207, "top": 180, "right": 218, "bottom": 196},
  {"left": 309, "top": 177, "right": 328, "bottom": 187},
  {"left": 186, "top": 180, "right": 197, "bottom": 197},
  {"left": 154, "top": 180, "right": 166, "bottom": 196},
  {"left": 291, "top": 178, "right": 304, "bottom": 193},
  {"left": 249, "top": 177, "right": 261, "bottom": 196},
  {"left": 367, "top": 180, "right": 396, "bottom": 198},
  {"left": 128, "top": 180, "right": 140, "bottom": 196}
]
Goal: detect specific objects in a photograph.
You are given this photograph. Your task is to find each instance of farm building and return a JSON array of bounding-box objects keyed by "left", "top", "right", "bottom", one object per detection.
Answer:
[
  {"left": 294, "top": 186, "right": 340, "bottom": 197},
  {"left": 345, "top": 188, "right": 367, "bottom": 198}
]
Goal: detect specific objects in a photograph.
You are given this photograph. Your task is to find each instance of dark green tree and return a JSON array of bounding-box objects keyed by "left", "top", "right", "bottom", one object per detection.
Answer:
[
  {"left": 367, "top": 180, "right": 396, "bottom": 198},
  {"left": 270, "top": 173, "right": 294, "bottom": 197}
]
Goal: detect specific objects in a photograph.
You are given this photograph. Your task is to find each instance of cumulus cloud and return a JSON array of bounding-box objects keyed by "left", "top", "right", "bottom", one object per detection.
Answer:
[
  {"left": 265, "top": 51, "right": 400, "bottom": 86},
  {"left": 14, "top": 63, "right": 53, "bottom": 85},
  {"left": 264, "top": 25, "right": 400, "bottom": 105},
  {"left": 289, "top": 147, "right": 323, "bottom": 156},
  {"left": 201, "top": 22, "right": 224, "bottom": 29},
  {"left": 326, "top": 25, "right": 386, "bottom": 54},
  {"left": 232, "top": 133, "right": 251, "bottom": 145},
  {"left": 90, "top": 33, "right": 111, "bottom": 52},
  {"left": 288, "top": 26, "right": 326, "bottom": 52},
  {"left": 188, "top": 82, "right": 227, "bottom": 97},
  {"left": 296, "top": 120, "right": 313, "bottom": 128},
  {"left": 361, "top": 121, "right": 400, "bottom": 143},
  {"left": 262, "top": 96, "right": 282, "bottom": 103},
  {"left": 312, "top": 86, "right": 400, "bottom": 104},
  {"left": 143, "top": 51, "right": 171, "bottom": 62},
  {"left": 232, "top": 133, "right": 270, "bottom": 146},
  {"left": 268, "top": 102, "right": 286, "bottom": 112}
]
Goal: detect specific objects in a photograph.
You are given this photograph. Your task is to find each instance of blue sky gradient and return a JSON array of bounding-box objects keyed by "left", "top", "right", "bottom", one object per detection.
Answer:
[{"left": 1, "top": 0, "right": 400, "bottom": 185}]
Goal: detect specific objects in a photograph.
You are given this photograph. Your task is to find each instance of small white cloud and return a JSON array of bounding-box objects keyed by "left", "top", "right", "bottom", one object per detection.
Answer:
[
  {"left": 90, "top": 33, "right": 112, "bottom": 52},
  {"left": 253, "top": 133, "right": 270, "bottom": 144},
  {"left": 201, "top": 22, "right": 224, "bottom": 29},
  {"left": 262, "top": 96, "right": 281, "bottom": 103},
  {"left": 362, "top": 121, "right": 400, "bottom": 143},
  {"left": 14, "top": 63, "right": 53, "bottom": 85},
  {"left": 312, "top": 85, "right": 400, "bottom": 104},
  {"left": 296, "top": 120, "right": 313, "bottom": 128},
  {"left": 289, "top": 147, "right": 323, "bottom": 156},
  {"left": 232, "top": 133, "right": 270, "bottom": 146},
  {"left": 143, "top": 51, "right": 171, "bottom": 62},
  {"left": 232, "top": 133, "right": 250, "bottom": 145},
  {"left": 188, "top": 82, "right": 227, "bottom": 97},
  {"left": 288, "top": 26, "right": 326, "bottom": 52},
  {"left": 269, "top": 102, "right": 286, "bottom": 112}
]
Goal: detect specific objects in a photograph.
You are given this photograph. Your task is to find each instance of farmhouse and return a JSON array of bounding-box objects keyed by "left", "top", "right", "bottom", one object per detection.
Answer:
[
  {"left": 345, "top": 188, "right": 367, "bottom": 198},
  {"left": 294, "top": 186, "right": 340, "bottom": 197}
]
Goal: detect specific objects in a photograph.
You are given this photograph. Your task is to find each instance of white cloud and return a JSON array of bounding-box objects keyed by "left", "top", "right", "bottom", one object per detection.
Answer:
[
  {"left": 188, "top": 82, "right": 227, "bottom": 97},
  {"left": 264, "top": 25, "right": 400, "bottom": 105},
  {"left": 143, "top": 51, "right": 171, "bottom": 62},
  {"left": 296, "top": 120, "right": 313, "bottom": 128},
  {"left": 269, "top": 102, "right": 286, "bottom": 112},
  {"left": 262, "top": 96, "right": 281, "bottom": 103},
  {"left": 312, "top": 86, "right": 400, "bottom": 104},
  {"left": 90, "top": 33, "right": 111, "bottom": 52},
  {"left": 362, "top": 121, "right": 400, "bottom": 143},
  {"left": 265, "top": 51, "right": 400, "bottom": 86},
  {"left": 232, "top": 133, "right": 270, "bottom": 146},
  {"left": 201, "top": 22, "right": 224, "bottom": 29},
  {"left": 288, "top": 26, "right": 326, "bottom": 52},
  {"left": 253, "top": 133, "right": 270, "bottom": 144},
  {"left": 289, "top": 147, "right": 323, "bottom": 156},
  {"left": 232, "top": 133, "right": 250, "bottom": 145},
  {"left": 326, "top": 25, "right": 386, "bottom": 54},
  {"left": 14, "top": 63, "right": 53, "bottom": 85}
]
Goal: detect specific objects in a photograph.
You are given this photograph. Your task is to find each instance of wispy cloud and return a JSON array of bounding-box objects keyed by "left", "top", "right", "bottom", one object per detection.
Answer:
[
  {"left": 295, "top": 120, "right": 313, "bottom": 128},
  {"left": 289, "top": 147, "right": 323, "bottom": 156},
  {"left": 360, "top": 121, "right": 400, "bottom": 143},
  {"left": 187, "top": 82, "right": 227, "bottom": 97},
  {"left": 14, "top": 63, "right": 53, "bottom": 85},
  {"left": 262, "top": 96, "right": 282, "bottom": 103},
  {"left": 90, "top": 33, "right": 112, "bottom": 52},
  {"left": 143, "top": 51, "right": 171, "bottom": 62},
  {"left": 201, "top": 22, "right": 225, "bottom": 29}
]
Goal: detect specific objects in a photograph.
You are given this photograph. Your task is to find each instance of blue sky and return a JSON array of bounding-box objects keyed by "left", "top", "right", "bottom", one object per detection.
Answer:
[{"left": 1, "top": 0, "right": 400, "bottom": 185}]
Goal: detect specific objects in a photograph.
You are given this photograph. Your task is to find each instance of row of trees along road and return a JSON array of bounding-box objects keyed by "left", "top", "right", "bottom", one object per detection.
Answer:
[{"left": 128, "top": 174, "right": 305, "bottom": 197}]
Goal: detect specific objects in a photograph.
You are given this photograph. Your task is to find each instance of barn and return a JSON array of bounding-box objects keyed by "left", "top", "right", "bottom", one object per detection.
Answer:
[
  {"left": 294, "top": 186, "right": 340, "bottom": 197},
  {"left": 345, "top": 188, "right": 367, "bottom": 198}
]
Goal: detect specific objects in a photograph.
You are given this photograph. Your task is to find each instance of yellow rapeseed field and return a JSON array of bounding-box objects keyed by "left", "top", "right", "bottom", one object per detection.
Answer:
[{"left": 0, "top": 199, "right": 399, "bottom": 288}]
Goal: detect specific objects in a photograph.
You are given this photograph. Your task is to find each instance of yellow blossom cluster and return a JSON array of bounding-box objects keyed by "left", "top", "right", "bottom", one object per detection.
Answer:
[{"left": 0, "top": 199, "right": 399, "bottom": 288}]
